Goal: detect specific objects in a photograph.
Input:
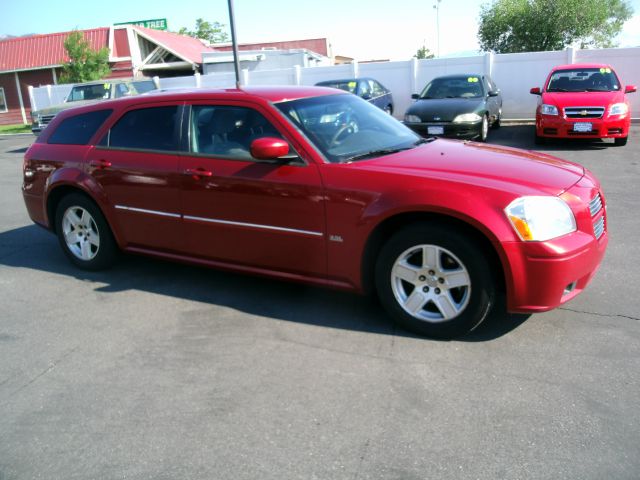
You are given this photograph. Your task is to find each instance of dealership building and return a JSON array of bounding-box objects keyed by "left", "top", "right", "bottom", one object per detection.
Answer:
[
  {"left": 0, "top": 25, "right": 217, "bottom": 126},
  {"left": 0, "top": 25, "right": 333, "bottom": 127}
]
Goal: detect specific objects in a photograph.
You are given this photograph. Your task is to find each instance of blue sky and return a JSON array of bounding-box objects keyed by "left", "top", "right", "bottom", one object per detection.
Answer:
[{"left": 2, "top": 0, "right": 640, "bottom": 60}]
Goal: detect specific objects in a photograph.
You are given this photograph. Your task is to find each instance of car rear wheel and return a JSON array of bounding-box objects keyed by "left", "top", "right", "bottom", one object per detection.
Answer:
[
  {"left": 479, "top": 114, "right": 489, "bottom": 142},
  {"left": 614, "top": 136, "right": 628, "bottom": 146},
  {"left": 55, "top": 193, "right": 118, "bottom": 270},
  {"left": 375, "top": 225, "right": 495, "bottom": 339}
]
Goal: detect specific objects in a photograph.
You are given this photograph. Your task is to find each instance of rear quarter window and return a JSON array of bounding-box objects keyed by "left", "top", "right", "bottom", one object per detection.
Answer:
[
  {"left": 106, "top": 106, "right": 180, "bottom": 152},
  {"left": 47, "top": 109, "right": 113, "bottom": 145}
]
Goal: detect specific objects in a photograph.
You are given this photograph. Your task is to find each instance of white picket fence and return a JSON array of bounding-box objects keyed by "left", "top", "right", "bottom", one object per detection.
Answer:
[{"left": 29, "top": 46, "right": 640, "bottom": 120}]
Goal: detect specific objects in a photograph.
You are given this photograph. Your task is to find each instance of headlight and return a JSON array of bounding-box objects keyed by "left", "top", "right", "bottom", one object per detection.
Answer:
[
  {"left": 404, "top": 114, "right": 421, "bottom": 123},
  {"left": 452, "top": 113, "right": 481, "bottom": 123},
  {"left": 541, "top": 104, "right": 558, "bottom": 115},
  {"left": 609, "top": 103, "right": 628, "bottom": 116},
  {"left": 505, "top": 196, "right": 576, "bottom": 241}
]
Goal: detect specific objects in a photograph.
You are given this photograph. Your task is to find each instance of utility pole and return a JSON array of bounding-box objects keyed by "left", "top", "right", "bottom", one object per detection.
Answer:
[
  {"left": 227, "top": 0, "right": 241, "bottom": 89},
  {"left": 434, "top": 0, "right": 441, "bottom": 58}
]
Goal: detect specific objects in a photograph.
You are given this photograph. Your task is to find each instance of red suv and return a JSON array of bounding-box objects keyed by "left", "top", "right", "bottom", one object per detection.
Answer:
[
  {"left": 22, "top": 87, "right": 608, "bottom": 338},
  {"left": 531, "top": 63, "right": 636, "bottom": 146}
]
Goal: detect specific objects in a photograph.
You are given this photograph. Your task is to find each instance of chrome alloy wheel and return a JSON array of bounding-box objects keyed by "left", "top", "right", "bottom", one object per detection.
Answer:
[
  {"left": 390, "top": 244, "right": 471, "bottom": 322},
  {"left": 481, "top": 115, "right": 489, "bottom": 140},
  {"left": 62, "top": 206, "right": 100, "bottom": 261}
]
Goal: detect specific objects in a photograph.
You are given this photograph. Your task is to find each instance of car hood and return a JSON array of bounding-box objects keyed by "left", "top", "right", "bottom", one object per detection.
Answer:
[
  {"left": 362, "top": 139, "right": 585, "bottom": 196},
  {"left": 406, "top": 98, "right": 484, "bottom": 122},
  {"left": 33, "top": 99, "right": 101, "bottom": 116},
  {"left": 542, "top": 90, "right": 625, "bottom": 107}
]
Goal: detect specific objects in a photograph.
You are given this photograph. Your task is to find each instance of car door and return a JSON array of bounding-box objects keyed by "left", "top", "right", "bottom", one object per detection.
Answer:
[
  {"left": 179, "top": 102, "right": 327, "bottom": 278},
  {"left": 86, "top": 102, "right": 183, "bottom": 252},
  {"left": 484, "top": 76, "right": 501, "bottom": 122}
]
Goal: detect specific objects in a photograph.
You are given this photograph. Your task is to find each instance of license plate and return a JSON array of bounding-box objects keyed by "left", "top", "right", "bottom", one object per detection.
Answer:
[
  {"left": 427, "top": 126, "right": 444, "bottom": 135},
  {"left": 573, "top": 122, "right": 592, "bottom": 132}
]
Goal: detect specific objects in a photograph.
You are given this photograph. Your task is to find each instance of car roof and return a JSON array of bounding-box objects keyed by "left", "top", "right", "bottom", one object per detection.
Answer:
[
  {"left": 316, "top": 78, "right": 373, "bottom": 84},
  {"left": 431, "top": 74, "right": 484, "bottom": 80},
  {"left": 57, "top": 85, "right": 346, "bottom": 112},
  {"left": 551, "top": 63, "right": 613, "bottom": 71},
  {"left": 71, "top": 78, "right": 146, "bottom": 87}
]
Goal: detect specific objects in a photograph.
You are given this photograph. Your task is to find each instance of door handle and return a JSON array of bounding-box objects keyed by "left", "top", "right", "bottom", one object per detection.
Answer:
[
  {"left": 89, "top": 159, "right": 112, "bottom": 169},
  {"left": 184, "top": 167, "right": 213, "bottom": 178}
]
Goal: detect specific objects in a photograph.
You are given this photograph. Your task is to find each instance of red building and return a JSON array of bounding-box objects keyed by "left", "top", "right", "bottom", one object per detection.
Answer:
[{"left": 0, "top": 26, "right": 216, "bottom": 125}]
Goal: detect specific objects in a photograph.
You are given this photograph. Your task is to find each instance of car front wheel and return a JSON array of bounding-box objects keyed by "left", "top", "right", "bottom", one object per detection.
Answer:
[
  {"left": 55, "top": 193, "right": 118, "bottom": 270},
  {"left": 375, "top": 225, "right": 495, "bottom": 338},
  {"left": 614, "top": 136, "right": 628, "bottom": 146},
  {"left": 479, "top": 114, "right": 489, "bottom": 142}
]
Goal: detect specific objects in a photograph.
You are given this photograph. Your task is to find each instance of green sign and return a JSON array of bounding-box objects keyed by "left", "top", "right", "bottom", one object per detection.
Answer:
[{"left": 114, "top": 18, "right": 168, "bottom": 30}]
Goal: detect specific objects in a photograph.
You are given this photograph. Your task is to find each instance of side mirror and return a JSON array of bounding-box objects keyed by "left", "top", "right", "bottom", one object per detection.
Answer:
[
  {"left": 625, "top": 85, "right": 637, "bottom": 94},
  {"left": 250, "top": 137, "right": 290, "bottom": 160},
  {"left": 361, "top": 93, "right": 372, "bottom": 100},
  {"left": 530, "top": 87, "right": 541, "bottom": 95},
  {"left": 488, "top": 90, "right": 499, "bottom": 97},
  {"left": 411, "top": 93, "right": 420, "bottom": 100}
]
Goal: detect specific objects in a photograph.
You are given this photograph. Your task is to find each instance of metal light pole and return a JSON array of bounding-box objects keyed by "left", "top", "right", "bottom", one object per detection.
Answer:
[
  {"left": 433, "top": 0, "right": 441, "bottom": 58},
  {"left": 227, "top": 0, "right": 242, "bottom": 89}
]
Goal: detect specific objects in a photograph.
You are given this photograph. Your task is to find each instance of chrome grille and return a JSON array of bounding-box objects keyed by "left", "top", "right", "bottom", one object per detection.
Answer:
[
  {"left": 589, "top": 193, "right": 605, "bottom": 240},
  {"left": 589, "top": 193, "right": 603, "bottom": 217},
  {"left": 564, "top": 106, "right": 605, "bottom": 119},
  {"left": 593, "top": 216, "right": 605, "bottom": 240},
  {"left": 40, "top": 114, "right": 56, "bottom": 126}
]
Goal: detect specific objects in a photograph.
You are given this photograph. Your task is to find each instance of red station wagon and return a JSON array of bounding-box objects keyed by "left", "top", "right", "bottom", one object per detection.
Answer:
[
  {"left": 22, "top": 87, "right": 608, "bottom": 338},
  {"left": 531, "top": 63, "right": 636, "bottom": 146}
]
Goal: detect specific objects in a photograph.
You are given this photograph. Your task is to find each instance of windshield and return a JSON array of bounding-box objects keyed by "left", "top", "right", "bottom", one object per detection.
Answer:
[
  {"left": 275, "top": 94, "right": 421, "bottom": 163},
  {"left": 419, "top": 76, "right": 484, "bottom": 99},
  {"left": 317, "top": 80, "right": 357, "bottom": 94},
  {"left": 67, "top": 84, "right": 111, "bottom": 102},
  {"left": 546, "top": 68, "right": 620, "bottom": 92}
]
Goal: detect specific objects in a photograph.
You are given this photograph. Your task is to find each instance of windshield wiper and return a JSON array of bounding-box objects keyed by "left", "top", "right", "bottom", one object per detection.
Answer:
[
  {"left": 547, "top": 88, "right": 568, "bottom": 92},
  {"left": 344, "top": 138, "right": 435, "bottom": 162},
  {"left": 584, "top": 88, "right": 610, "bottom": 92}
]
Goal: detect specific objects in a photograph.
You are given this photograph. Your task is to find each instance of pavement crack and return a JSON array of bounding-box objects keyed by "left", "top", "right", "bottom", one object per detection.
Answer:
[
  {"left": 558, "top": 307, "right": 640, "bottom": 322},
  {"left": 1, "top": 346, "right": 79, "bottom": 404}
]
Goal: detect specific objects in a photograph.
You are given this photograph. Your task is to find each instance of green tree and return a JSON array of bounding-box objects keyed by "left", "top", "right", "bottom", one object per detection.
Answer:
[
  {"left": 59, "top": 31, "right": 111, "bottom": 83},
  {"left": 477, "top": 0, "right": 633, "bottom": 53},
  {"left": 178, "top": 18, "right": 229, "bottom": 44},
  {"left": 415, "top": 46, "right": 435, "bottom": 59}
]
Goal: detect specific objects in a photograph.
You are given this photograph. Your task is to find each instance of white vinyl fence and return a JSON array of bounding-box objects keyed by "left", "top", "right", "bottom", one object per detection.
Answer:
[{"left": 29, "top": 46, "right": 640, "bottom": 120}]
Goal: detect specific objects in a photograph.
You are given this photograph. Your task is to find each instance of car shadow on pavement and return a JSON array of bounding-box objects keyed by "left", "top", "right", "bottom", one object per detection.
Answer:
[
  {"left": 489, "top": 124, "right": 615, "bottom": 151},
  {"left": 0, "top": 224, "right": 530, "bottom": 342}
]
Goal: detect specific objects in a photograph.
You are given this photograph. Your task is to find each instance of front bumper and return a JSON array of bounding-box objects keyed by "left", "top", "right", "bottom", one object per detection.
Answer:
[
  {"left": 404, "top": 121, "right": 481, "bottom": 140},
  {"left": 536, "top": 114, "right": 629, "bottom": 139},
  {"left": 502, "top": 177, "right": 607, "bottom": 312}
]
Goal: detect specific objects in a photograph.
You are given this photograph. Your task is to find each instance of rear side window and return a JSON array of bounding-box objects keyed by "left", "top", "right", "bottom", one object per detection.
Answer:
[
  {"left": 48, "top": 109, "right": 112, "bottom": 145},
  {"left": 107, "top": 106, "right": 180, "bottom": 152}
]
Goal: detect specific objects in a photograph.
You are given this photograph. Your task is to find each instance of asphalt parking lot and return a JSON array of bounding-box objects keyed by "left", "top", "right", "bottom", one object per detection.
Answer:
[{"left": 1, "top": 126, "right": 639, "bottom": 480}]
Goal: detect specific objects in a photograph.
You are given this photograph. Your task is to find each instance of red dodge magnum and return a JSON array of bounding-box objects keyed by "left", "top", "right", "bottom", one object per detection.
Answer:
[
  {"left": 22, "top": 87, "right": 608, "bottom": 338},
  {"left": 531, "top": 63, "right": 636, "bottom": 146}
]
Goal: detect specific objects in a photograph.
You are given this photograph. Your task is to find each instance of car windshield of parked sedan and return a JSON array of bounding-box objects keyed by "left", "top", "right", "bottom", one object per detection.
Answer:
[
  {"left": 418, "top": 76, "right": 484, "bottom": 99},
  {"left": 316, "top": 80, "right": 358, "bottom": 94},
  {"left": 546, "top": 68, "right": 621, "bottom": 92},
  {"left": 275, "top": 94, "right": 422, "bottom": 163},
  {"left": 67, "top": 84, "right": 111, "bottom": 102}
]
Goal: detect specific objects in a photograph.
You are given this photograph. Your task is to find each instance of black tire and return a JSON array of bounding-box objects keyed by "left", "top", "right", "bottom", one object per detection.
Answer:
[
  {"left": 375, "top": 224, "right": 496, "bottom": 339},
  {"left": 55, "top": 193, "right": 118, "bottom": 270},
  {"left": 614, "top": 136, "right": 628, "bottom": 146},
  {"left": 534, "top": 128, "right": 545, "bottom": 145},
  {"left": 479, "top": 114, "right": 489, "bottom": 142},
  {"left": 491, "top": 110, "right": 501, "bottom": 129}
]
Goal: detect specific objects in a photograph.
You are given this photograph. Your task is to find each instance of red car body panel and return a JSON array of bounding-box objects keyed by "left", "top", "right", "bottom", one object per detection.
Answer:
[
  {"left": 22, "top": 86, "right": 608, "bottom": 314},
  {"left": 533, "top": 63, "right": 633, "bottom": 140}
]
